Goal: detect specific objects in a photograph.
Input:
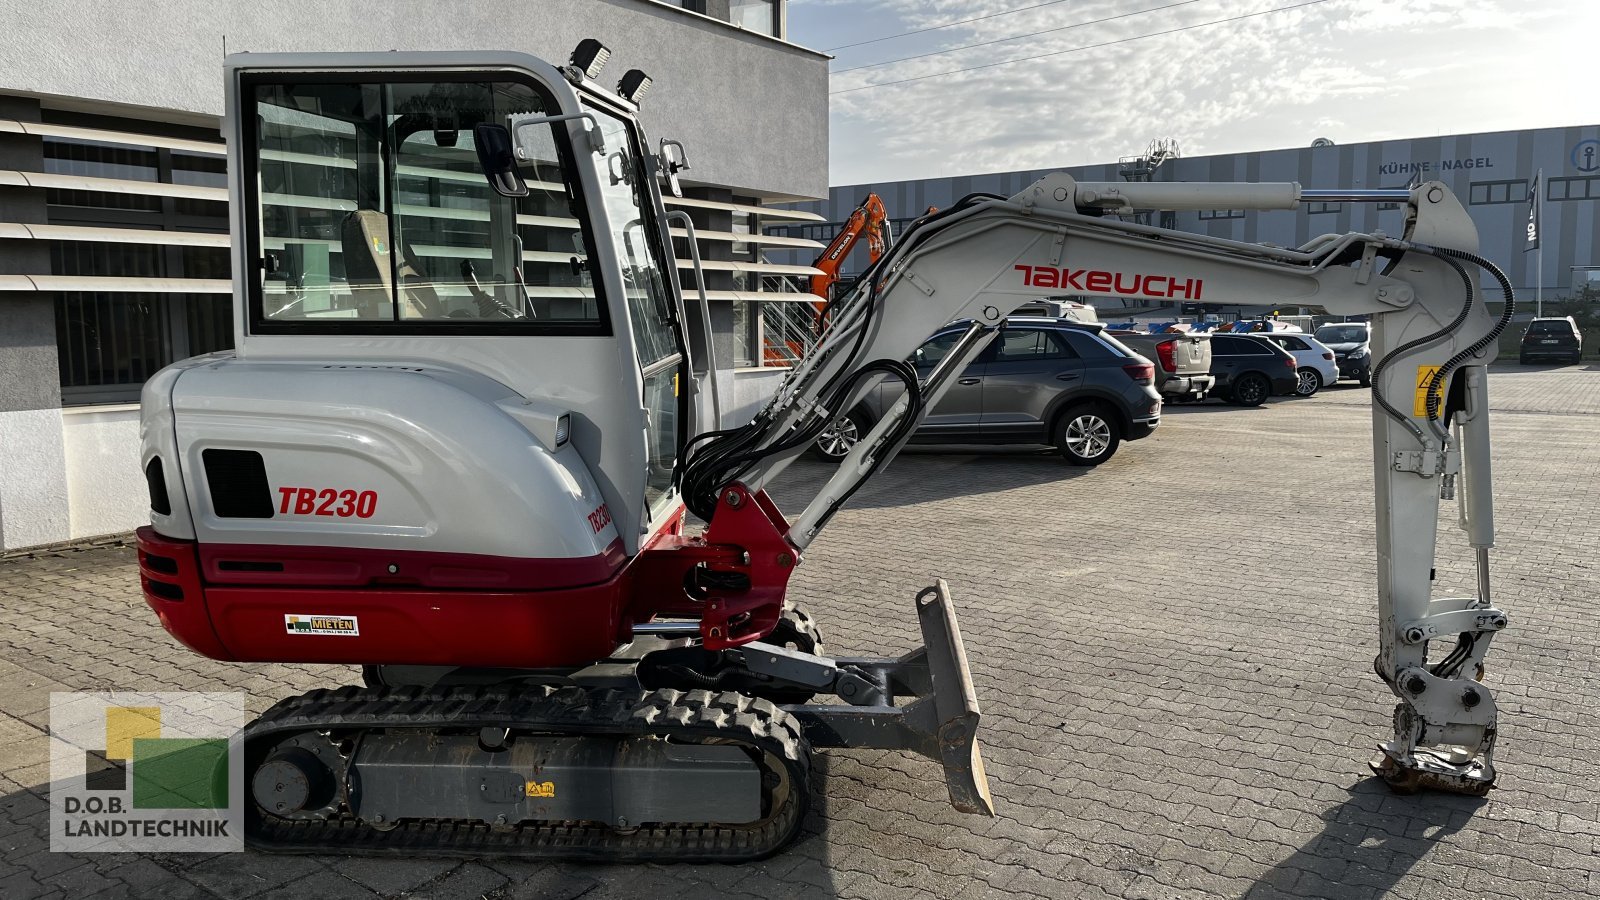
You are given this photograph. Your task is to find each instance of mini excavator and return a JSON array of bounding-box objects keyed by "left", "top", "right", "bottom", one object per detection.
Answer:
[{"left": 135, "top": 45, "right": 1511, "bottom": 861}]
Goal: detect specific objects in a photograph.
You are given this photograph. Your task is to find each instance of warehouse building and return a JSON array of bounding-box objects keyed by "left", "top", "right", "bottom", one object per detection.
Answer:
[
  {"left": 0, "top": 0, "right": 829, "bottom": 550},
  {"left": 771, "top": 125, "right": 1600, "bottom": 305}
]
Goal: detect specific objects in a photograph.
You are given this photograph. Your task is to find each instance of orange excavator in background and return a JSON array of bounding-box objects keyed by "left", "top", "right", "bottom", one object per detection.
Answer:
[
  {"left": 763, "top": 195, "right": 935, "bottom": 365},
  {"left": 763, "top": 194, "right": 895, "bottom": 365},
  {"left": 808, "top": 193, "right": 890, "bottom": 303},
  {"left": 808, "top": 196, "right": 939, "bottom": 332}
]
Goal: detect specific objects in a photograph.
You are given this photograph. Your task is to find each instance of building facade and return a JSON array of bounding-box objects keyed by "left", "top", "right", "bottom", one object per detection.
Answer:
[
  {"left": 0, "top": 0, "right": 829, "bottom": 550},
  {"left": 771, "top": 125, "right": 1600, "bottom": 304}
]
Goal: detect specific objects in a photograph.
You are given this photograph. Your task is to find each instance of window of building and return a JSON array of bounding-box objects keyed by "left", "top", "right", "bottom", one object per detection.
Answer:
[
  {"left": 730, "top": 0, "right": 778, "bottom": 36},
  {"left": 1468, "top": 179, "right": 1527, "bottom": 205},
  {"left": 50, "top": 239, "right": 229, "bottom": 404},
  {"left": 1307, "top": 202, "right": 1341, "bottom": 215},
  {"left": 1198, "top": 209, "right": 1245, "bottom": 220},
  {"left": 1549, "top": 176, "right": 1598, "bottom": 201},
  {"left": 44, "top": 139, "right": 163, "bottom": 213},
  {"left": 770, "top": 221, "right": 835, "bottom": 244},
  {"left": 731, "top": 300, "right": 755, "bottom": 367},
  {"left": 731, "top": 211, "right": 757, "bottom": 256},
  {"left": 37, "top": 123, "right": 233, "bottom": 405}
]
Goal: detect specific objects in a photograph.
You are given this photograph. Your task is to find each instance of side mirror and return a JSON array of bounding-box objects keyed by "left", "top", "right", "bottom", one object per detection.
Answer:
[
  {"left": 473, "top": 124, "right": 528, "bottom": 198},
  {"left": 658, "top": 138, "right": 689, "bottom": 198}
]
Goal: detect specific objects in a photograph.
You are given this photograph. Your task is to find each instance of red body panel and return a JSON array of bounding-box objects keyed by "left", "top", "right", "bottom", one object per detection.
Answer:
[
  {"left": 196, "top": 539, "right": 627, "bottom": 590},
  {"left": 136, "top": 486, "right": 798, "bottom": 669}
]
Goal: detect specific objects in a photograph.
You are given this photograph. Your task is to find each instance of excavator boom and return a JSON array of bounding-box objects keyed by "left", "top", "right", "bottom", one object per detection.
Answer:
[{"left": 682, "top": 172, "right": 1510, "bottom": 796}]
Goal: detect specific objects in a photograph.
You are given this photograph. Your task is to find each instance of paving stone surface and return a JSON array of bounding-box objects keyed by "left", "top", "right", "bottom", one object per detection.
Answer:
[{"left": 1, "top": 363, "right": 1597, "bottom": 898}]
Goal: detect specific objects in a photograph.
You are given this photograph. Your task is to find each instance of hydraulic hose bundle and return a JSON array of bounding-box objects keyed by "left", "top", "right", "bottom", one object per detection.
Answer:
[
  {"left": 1368, "top": 244, "right": 1516, "bottom": 449},
  {"left": 675, "top": 193, "right": 1007, "bottom": 525}
]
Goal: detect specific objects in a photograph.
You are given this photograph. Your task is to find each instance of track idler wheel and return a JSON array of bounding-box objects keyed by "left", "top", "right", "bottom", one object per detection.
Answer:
[{"left": 251, "top": 734, "right": 343, "bottom": 821}]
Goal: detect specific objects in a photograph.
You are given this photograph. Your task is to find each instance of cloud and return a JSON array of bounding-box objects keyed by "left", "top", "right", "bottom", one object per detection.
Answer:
[{"left": 808, "top": 0, "right": 1577, "bottom": 186}]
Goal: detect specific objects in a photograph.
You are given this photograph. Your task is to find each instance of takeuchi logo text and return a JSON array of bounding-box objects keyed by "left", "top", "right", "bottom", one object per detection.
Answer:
[{"left": 1014, "top": 264, "right": 1203, "bottom": 300}]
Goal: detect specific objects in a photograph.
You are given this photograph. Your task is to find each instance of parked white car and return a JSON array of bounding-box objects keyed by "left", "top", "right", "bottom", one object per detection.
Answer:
[{"left": 1260, "top": 332, "right": 1339, "bottom": 397}]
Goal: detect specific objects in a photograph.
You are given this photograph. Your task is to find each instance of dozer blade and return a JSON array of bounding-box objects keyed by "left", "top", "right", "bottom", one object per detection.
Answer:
[
  {"left": 917, "top": 579, "right": 995, "bottom": 816},
  {"left": 786, "top": 578, "right": 996, "bottom": 817}
]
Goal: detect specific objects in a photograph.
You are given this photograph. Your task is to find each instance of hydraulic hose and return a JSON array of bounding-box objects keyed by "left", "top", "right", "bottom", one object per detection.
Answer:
[
  {"left": 1368, "top": 249, "right": 1477, "bottom": 447},
  {"left": 1423, "top": 248, "right": 1516, "bottom": 422},
  {"left": 1368, "top": 244, "right": 1516, "bottom": 452},
  {"left": 676, "top": 192, "right": 1002, "bottom": 523}
]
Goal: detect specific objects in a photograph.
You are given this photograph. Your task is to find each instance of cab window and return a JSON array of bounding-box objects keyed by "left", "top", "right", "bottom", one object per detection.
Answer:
[{"left": 247, "top": 76, "right": 605, "bottom": 333}]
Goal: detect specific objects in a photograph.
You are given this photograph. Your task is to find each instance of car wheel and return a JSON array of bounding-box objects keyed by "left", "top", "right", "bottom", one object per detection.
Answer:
[
  {"left": 1358, "top": 371, "right": 1372, "bottom": 388},
  {"left": 1053, "top": 404, "right": 1122, "bottom": 466},
  {"left": 1294, "top": 368, "right": 1322, "bottom": 397},
  {"left": 809, "top": 411, "right": 868, "bottom": 463},
  {"left": 1231, "top": 372, "right": 1270, "bottom": 407}
]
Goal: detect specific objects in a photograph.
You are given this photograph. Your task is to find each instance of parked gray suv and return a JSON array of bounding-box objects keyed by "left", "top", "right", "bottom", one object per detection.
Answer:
[{"left": 812, "top": 318, "right": 1162, "bottom": 466}]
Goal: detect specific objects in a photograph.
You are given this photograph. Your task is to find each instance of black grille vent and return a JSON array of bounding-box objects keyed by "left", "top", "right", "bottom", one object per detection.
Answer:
[
  {"left": 144, "top": 457, "right": 172, "bottom": 516},
  {"left": 201, "top": 449, "right": 275, "bottom": 518}
]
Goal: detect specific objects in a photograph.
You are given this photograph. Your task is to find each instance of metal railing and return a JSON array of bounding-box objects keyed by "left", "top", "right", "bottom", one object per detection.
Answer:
[{"left": 756, "top": 271, "right": 821, "bottom": 367}]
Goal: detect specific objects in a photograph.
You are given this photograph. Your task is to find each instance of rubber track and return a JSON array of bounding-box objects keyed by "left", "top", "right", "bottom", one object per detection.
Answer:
[{"left": 242, "top": 683, "right": 811, "bottom": 862}]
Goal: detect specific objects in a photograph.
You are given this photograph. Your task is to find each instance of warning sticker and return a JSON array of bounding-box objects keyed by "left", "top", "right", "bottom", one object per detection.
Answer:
[
  {"left": 284, "top": 614, "right": 359, "bottom": 636},
  {"left": 1413, "top": 365, "right": 1442, "bottom": 418},
  {"left": 526, "top": 780, "right": 556, "bottom": 798}
]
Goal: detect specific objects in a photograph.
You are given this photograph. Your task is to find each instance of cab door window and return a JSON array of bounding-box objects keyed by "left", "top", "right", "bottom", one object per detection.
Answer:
[{"left": 586, "top": 104, "right": 684, "bottom": 513}]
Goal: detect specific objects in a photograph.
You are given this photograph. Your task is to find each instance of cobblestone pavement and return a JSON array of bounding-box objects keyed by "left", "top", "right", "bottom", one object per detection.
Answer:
[{"left": 3, "top": 363, "right": 1599, "bottom": 899}]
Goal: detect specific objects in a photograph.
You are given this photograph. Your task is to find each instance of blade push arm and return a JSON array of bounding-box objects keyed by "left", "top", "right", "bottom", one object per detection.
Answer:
[{"left": 680, "top": 171, "right": 1511, "bottom": 795}]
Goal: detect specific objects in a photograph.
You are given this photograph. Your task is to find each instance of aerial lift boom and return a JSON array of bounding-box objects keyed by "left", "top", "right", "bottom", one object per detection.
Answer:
[{"left": 134, "top": 48, "right": 1509, "bottom": 865}]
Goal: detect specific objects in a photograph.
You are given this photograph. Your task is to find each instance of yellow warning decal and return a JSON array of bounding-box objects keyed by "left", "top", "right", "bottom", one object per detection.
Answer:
[
  {"left": 1413, "top": 365, "right": 1442, "bottom": 418},
  {"left": 526, "top": 780, "right": 556, "bottom": 798}
]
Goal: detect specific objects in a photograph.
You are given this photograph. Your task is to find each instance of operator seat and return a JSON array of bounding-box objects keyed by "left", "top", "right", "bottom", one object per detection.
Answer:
[{"left": 341, "top": 209, "right": 445, "bottom": 319}]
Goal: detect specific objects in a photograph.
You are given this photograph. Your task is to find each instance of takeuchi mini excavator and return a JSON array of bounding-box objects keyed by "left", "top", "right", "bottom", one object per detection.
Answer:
[{"left": 136, "top": 45, "right": 1512, "bottom": 862}]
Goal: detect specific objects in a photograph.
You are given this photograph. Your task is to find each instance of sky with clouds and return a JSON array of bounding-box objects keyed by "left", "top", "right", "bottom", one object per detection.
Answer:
[{"left": 789, "top": 0, "right": 1595, "bottom": 187}]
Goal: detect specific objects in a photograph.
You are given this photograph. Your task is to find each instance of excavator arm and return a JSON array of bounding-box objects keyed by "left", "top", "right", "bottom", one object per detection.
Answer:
[
  {"left": 681, "top": 171, "right": 1512, "bottom": 796},
  {"left": 808, "top": 193, "right": 890, "bottom": 301}
]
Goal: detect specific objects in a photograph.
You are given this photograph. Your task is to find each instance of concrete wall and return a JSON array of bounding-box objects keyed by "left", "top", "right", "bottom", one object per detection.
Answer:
[
  {"left": 0, "top": 0, "right": 828, "bottom": 199},
  {"left": 720, "top": 367, "right": 787, "bottom": 426},
  {"left": 0, "top": 96, "right": 71, "bottom": 549},
  {"left": 61, "top": 406, "right": 145, "bottom": 540}
]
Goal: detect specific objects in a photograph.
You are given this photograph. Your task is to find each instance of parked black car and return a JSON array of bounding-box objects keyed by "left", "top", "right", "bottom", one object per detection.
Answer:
[
  {"left": 1314, "top": 321, "right": 1373, "bottom": 386},
  {"left": 811, "top": 318, "right": 1162, "bottom": 466},
  {"left": 1519, "top": 317, "right": 1583, "bottom": 364},
  {"left": 1206, "top": 334, "right": 1298, "bottom": 406}
]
